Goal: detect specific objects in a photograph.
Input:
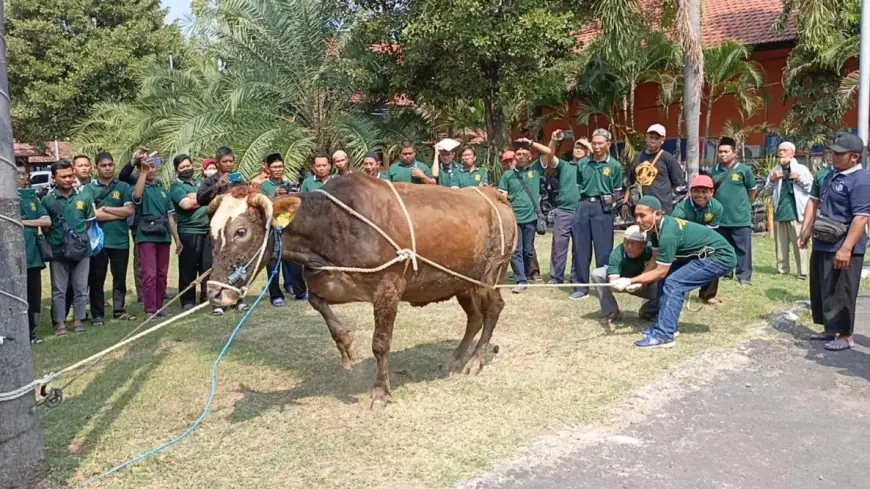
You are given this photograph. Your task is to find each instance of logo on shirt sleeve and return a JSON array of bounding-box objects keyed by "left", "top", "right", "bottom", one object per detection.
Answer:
[{"left": 704, "top": 212, "right": 713, "bottom": 223}]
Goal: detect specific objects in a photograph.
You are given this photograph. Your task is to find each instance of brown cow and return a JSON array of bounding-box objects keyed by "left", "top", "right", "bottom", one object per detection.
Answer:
[{"left": 206, "top": 174, "right": 517, "bottom": 409}]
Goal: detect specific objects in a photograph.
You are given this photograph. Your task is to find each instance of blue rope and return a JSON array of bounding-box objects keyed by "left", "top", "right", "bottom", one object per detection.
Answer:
[{"left": 76, "top": 229, "right": 284, "bottom": 488}]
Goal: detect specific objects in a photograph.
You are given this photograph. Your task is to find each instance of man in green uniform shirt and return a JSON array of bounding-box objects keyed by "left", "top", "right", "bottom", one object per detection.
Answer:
[
  {"left": 388, "top": 141, "right": 436, "bottom": 184},
  {"left": 170, "top": 153, "right": 213, "bottom": 310},
  {"left": 590, "top": 225, "right": 658, "bottom": 325},
  {"left": 43, "top": 160, "right": 97, "bottom": 336},
  {"left": 362, "top": 152, "right": 389, "bottom": 180},
  {"left": 300, "top": 152, "right": 336, "bottom": 192},
  {"left": 432, "top": 142, "right": 460, "bottom": 188},
  {"left": 709, "top": 136, "right": 756, "bottom": 286},
  {"left": 541, "top": 131, "right": 590, "bottom": 285},
  {"left": 497, "top": 138, "right": 554, "bottom": 293},
  {"left": 455, "top": 146, "right": 488, "bottom": 188},
  {"left": 18, "top": 165, "right": 51, "bottom": 343},
  {"left": 763, "top": 141, "right": 812, "bottom": 280},
  {"left": 672, "top": 174, "right": 725, "bottom": 304},
  {"left": 626, "top": 196, "right": 737, "bottom": 348},
  {"left": 571, "top": 128, "right": 623, "bottom": 300},
  {"left": 85, "top": 152, "right": 135, "bottom": 326}
]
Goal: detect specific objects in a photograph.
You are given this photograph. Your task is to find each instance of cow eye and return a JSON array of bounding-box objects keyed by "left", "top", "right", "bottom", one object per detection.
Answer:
[{"left": 234, "top": 228, "right": 247, "bottom": 239}]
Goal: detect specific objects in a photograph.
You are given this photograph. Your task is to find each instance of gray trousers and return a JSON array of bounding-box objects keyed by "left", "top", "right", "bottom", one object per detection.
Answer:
[
  {"left": 50, "top": 258, "right": 90, "bottom": 325},
  {"left": 590, "top": 266, "right": 659, "bottom": 317},
  {"left": 549, "top": 208, "right": 576, "bottom": 283}
]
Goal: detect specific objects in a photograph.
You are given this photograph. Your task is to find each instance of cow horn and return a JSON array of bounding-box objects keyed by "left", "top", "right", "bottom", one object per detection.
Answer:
[
  {"left": 208, "top": 194, "right": 224, "bottom": 216},
  {"left": 248, "top": 193, "right": 274, "bottom": 223}
]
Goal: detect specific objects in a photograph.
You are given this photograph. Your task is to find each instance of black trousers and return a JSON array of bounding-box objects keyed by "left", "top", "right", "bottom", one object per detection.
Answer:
[
  {"left": 178, "top": 233, "right": 213, "bottom": 306},
  {"left": 26, "top": 267, "right": 42, "bottom": 339},
  {"left": 717, "top": 226, "right": 752, "bottom": 283},
  {"left": 89, "top": 247, "right": 130, "bottom": 320},
  {"left": 810, "top": 249, "right": 863, "bottom": 337},
  {"left": 282, "top": 261, "right": 307, "bottom": 298},
  {"left": 572, "top": 200, "right": 614, "bottom": 295}
]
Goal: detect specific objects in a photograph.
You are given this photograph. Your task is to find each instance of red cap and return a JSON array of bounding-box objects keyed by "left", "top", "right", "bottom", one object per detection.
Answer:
[
  {"left": 201, "top": 158, "right": 216, "bottom": 172},
  {"left": 691, "top": 174, "right": 715, "bottom": 189},
  {"left": 501, "top": 150, "right": 515, "bottom": 162}
]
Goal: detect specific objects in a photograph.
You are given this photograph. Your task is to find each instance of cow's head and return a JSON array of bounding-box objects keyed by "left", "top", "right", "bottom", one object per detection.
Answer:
[{"left": 206, "top": 187, "right": 300, "bottom": 307}]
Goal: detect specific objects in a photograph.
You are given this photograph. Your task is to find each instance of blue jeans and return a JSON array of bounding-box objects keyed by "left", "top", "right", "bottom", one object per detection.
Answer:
[
  {"left": 511, "top": 222, "right": 537, "bottom": 283},
  {"left": 281, "top": 261, "right": 307, "bottom": 298},
  {"left": 650, "top": 258, "right": 733, "bottom": 340}
]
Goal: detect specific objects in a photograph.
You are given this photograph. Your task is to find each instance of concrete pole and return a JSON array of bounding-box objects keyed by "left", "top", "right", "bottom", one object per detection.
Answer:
[
  {"left": 859, "top": 0, "right": 870, "bottom": 165},
  {"left": 0, "top": 2, "right": 49, "bottom": 488}
]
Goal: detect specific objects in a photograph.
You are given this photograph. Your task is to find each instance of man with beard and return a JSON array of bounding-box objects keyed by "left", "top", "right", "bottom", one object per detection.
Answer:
[{"left": 763, "top": 141, "right": 813, "bottom": 280}]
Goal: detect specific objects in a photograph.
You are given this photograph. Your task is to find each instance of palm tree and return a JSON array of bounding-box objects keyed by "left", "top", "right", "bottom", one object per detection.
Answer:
[
  {"left": 74, "top": 0, "right": 382, "bottom": 181},
  {"left": 701, "top": 41, "right": 765, "bottom": 159}
]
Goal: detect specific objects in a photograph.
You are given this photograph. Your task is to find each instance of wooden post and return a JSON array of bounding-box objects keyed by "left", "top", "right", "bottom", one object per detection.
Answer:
[{"left": 0, "top": 2, "right": 49, "bottom": 487}]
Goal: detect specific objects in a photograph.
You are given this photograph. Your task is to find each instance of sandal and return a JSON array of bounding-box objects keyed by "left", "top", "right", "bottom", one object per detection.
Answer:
[
  {"left": 824, "top": 338, "right": 853, "bottom": 351},
  {"left": 810, "top": 332, "right": 836, "bottom": 341},
  {"left": 55, "top": 327, "right": 68, "bottom": 338},
  {"left": 703, "top": 298, "right": 724, "bottom": 306},
  {"left": 114, "top": 312, "right": 138, "bottom": 321}
]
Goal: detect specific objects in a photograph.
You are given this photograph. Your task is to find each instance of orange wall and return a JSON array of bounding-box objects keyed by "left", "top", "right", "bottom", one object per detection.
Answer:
[{"left": 538, "top": 47, "right": 857, "bottom": 157}]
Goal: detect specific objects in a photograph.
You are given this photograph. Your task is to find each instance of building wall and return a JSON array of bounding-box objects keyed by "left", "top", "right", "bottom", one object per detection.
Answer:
[{"left": 540, "top": 46, "right": 859, "bottom": 161}]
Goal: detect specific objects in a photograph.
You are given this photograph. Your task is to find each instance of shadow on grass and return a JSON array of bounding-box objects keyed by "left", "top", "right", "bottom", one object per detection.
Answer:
[
  {"left": 765, "top": 287, "right": 807, "bottom": 304},
  {"left": 227, "top": 339, "right": 460, "bottom": 422},
  {"left": 41, "top": 344, "right": 168, "bottom": 483}
]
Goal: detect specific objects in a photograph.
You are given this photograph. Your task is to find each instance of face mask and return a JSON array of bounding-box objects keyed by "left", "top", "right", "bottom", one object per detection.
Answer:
[
  {"left": 204, "top": 168, "right": 218, "bottom": 177},
  {"left": 178, "top": 168, "right": 195, "bottom": 180}
]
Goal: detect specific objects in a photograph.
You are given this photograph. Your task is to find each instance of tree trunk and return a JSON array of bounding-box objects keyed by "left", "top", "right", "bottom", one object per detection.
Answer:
[
  {"left": 704, "top": 96, "right": 713, "bottom": 163},
  {"left": 680, "top": 0, "right": 704, "bottom": 181},
  {"left": 481, "top": 60, "right": 507, "bottom": 177},
  {"left": 676, "top": 103, "right": 684, "bottom": 162},
  {"left": 0, "top": 4, "right": 49, "bottom": 488},
  {"left": 629, "top": 80, "right": 637, "bottom": 131}
]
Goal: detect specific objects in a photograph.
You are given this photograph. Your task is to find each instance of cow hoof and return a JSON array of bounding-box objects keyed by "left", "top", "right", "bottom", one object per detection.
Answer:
[
  {"left": 445, "top": 359, "right": 465, "bottom": 376},
  {"left": 370, "top": 398, "right": 387, "bottom": 411},
  {"left": 341, "top": 358, "right": 353, "bottom": 370},
  {"left": 462, "top": 356, "right": 484, "bottom": 376}
]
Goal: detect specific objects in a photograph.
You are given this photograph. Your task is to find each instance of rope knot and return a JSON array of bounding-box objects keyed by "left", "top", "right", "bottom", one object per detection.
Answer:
[{"left": 396, "top": 248, "right": 418, "bottom": 271}]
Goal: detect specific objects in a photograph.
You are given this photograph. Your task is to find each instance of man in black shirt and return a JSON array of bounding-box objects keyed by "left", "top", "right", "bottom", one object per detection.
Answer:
[
  {"left": 196, "top": 146, "right": 247, "bottom": 206},
  {"left": 623, "top": 124, "right": 685, "bottom": 216}
]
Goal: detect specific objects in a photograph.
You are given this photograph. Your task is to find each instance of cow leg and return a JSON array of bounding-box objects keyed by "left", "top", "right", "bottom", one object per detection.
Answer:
[
  {"left": 445, "top": 291, "right": 483, "bottom": 375},
  {"left": 308, "top": 293, "right": 355, "bottom": 370},
  {"left": 463, "top": 288, "right": 505, "bottom": 376},
  {"left": 370, "top": 279, "right": 403, "bottom": 410}
]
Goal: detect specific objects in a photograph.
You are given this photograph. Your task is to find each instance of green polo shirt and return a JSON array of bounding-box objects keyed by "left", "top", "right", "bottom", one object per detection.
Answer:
[
  {"left": 436, "top": 164, "right": 461, "bottom": 188},
  {"left": 300, "top": 175, "right": 334, "bottom": 192},
  {"left": 555, "top": 159, "right": 582, "bottom": 212},
  {"left": 20, "top": 188, "right": 47, "bottom": 270},
  {"left": 497, "top": 160, "right": 545, "bottom": 224},
  {"left": 134, "top": 184, "right": 174, "bottom": 244},
  {"left": 388, "top": 161, "right": 433, "bottom": 184},
  {"left": 606, "top": 242, "right": 653, "bottom": 278},
  {"left": 456, "top": 167, "right": 488, "bottom": 188},
  {"left": 650, "top": 216, "right": 737, "bottom": 268},
  {"left": 578, "top": 156, "right": 623, "bottom": 198},
  {"left": 374, "top": 171, "right": 389, "bottom": 180},
  {"left": 170, "top": 178, "right": 209, "bottom": 235},
  {"left": 257, "top": 178, "right": 288, "bottom": 198},
  {"left": 85, "top": 179, "right": 133, "bottom": 250},
  {"left": 709, "top": 162, "right": 756, "bottom": 227},
  {"left": 811, "top": 166, "right": 833, "bottom": 198},
  {"left": 671, "top": 197, "right": 723, "bottom": 228},
  {"left": 42, "top": 189, "right": 96, "bottom": 258},
  {"left": 774, "top": 167, "right": 798, "bottom": 222}
]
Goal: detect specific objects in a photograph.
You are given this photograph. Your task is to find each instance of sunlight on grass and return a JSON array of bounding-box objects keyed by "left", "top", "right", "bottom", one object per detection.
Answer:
[{"left": 31, "top": 233, "right": 804, "bottom": 489}]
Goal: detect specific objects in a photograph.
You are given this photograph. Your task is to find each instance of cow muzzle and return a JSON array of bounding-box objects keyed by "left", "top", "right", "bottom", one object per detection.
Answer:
[{"left": 208, "top": 283, "right": 242, "bottom": 308}]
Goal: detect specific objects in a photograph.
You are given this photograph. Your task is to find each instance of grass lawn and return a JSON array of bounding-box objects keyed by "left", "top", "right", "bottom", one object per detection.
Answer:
[{"left": 30, "top": 232, "right": 806, "bottom": 489}]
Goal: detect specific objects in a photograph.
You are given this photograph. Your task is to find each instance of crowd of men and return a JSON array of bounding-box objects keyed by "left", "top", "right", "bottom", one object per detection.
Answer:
[{"left": 16, "top": 128, "right": 870, "bottom": 351}]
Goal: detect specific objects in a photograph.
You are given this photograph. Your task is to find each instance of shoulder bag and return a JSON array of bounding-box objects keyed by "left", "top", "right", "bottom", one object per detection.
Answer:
[
  {"left": 514, "top": 171, "right": 547, "bottom": 235},
  {"left": 49, "top": 198, "right": 89, "bottom": 263}
]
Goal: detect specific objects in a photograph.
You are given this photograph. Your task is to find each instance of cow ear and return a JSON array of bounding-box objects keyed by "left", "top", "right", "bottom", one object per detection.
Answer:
[{"left": 272, "top": 196, "right": 301, "bottom": 228}]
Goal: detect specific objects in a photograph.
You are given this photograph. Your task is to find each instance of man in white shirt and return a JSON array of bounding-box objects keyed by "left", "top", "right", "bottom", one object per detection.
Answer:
[{"left": 763, "top": 141, "right": 813, "bottom": 279}]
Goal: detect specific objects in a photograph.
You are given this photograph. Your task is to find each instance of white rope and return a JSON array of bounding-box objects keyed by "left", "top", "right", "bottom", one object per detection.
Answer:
[
  {"left": 386, "top": 182, "right": 419, "bottom": 273},
  {"left": 0, "top": 213, "right": 24, "bottom": 228},
  {"left": 473, "top": 187, "right": 506, "bottom": 255},
  {"left": 206, "top": 206, "right": 272, "bottom": 299},
  {"left": 0, "top": 302, "right": 212, "bottom": 402}
]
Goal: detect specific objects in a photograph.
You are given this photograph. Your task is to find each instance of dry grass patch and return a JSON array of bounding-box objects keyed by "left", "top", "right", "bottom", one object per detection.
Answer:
[{"left": 31, "top": 234, "right": 801, "bottom": 488}]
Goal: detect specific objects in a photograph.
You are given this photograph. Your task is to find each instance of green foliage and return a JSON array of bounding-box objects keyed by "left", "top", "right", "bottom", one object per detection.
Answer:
[
  {"left": 701, "top": 41, "right": 764, "bottom": 146},
  {"left": 6, "top": 0, "right": 182, "bottom": 143},
  {"left": 74, "top": 0, "right": 385, "bottom": 182}
]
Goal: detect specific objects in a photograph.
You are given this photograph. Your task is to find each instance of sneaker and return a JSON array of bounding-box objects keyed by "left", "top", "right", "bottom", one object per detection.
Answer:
[
  {"left": 511, "top": 283, "right": 528, "bottom": 294},
  {"left": 641, "top": 328, "right": 680, "bottom": 338},
  {"left": 30, "top": 337, "right": 43, "bottom": 345},
  {"left": 272, "top": 298, "right": 285, "bottom": 307},
  {"left": 634, "top": 334, "right": 675, "bottom": 348},
  {"left": 797, "top": 275, "right": 807, "bottom": 281},
  {"left": 212, "top": 307, "right": 225, "bottom": 316},
  {"left": 568, "top": 291, "right": 588, "bottom": 301},
  {"left": 235, "top": 303, "right": 249, "bottom": 312}
]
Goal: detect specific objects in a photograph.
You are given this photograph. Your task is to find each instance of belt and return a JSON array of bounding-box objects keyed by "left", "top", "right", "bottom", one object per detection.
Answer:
[{"left": 581, "top": 196, "right": 601, "bottom": 202}]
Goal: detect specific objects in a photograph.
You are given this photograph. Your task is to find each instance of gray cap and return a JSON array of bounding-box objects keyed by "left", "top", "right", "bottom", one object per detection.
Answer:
[
  {"left": 592, "top": 128, "right": 612, "bottom": 141},
  {"left": 828, "top": 132, "right": 865, "bottom": 154}
]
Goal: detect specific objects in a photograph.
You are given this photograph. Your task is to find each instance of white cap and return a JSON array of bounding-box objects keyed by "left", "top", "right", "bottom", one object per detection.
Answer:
[
  {"left": 647, "top": 124, "right": 666, "bottom": 137},
  {"left": 624, "top": 225, "right": 647, "bottom": 242}
]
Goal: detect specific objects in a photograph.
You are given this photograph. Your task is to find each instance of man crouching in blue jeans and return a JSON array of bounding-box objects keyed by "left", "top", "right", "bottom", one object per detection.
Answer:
[{"left": 618, "top": 196, "right": 737, "bottom": 348}]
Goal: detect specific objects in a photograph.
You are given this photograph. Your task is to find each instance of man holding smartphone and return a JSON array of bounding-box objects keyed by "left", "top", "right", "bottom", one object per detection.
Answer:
[{"left": 197, "top": 146, "right": 247, "bottom": 207}]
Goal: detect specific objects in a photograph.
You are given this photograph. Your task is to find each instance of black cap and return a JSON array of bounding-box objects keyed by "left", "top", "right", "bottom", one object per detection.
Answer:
[
  {"left": 827, "top": 132, "right": 865, "bottom": 154},
  {"left": 718, "top": 137, "right": 737, "bottom": 149}
]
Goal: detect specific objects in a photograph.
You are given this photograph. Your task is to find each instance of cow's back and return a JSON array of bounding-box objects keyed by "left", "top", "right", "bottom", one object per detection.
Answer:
[{"left": 297, "top": 174, "right": 517, "bottom": 303}]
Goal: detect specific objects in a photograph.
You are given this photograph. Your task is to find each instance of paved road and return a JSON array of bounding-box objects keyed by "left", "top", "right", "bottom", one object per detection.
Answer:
[{"left": 463, "top": 295, "right": 870, "bottom": 489}]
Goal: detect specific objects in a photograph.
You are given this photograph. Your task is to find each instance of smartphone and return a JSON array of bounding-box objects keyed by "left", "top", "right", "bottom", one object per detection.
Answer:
[
  {"left": 147, "top": 151, "right": 162, "bottom": 168},
  {"left": 228, "top": 172, "right": 242, "bottom": 183}
]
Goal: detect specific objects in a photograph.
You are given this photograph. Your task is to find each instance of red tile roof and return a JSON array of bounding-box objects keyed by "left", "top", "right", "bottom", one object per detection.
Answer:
[
  {"left": 576, "top": 0, "right": 796, "bottom": 48},
  {"left": 14, "top": 141, "right": 72, "bottom": 164}
]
